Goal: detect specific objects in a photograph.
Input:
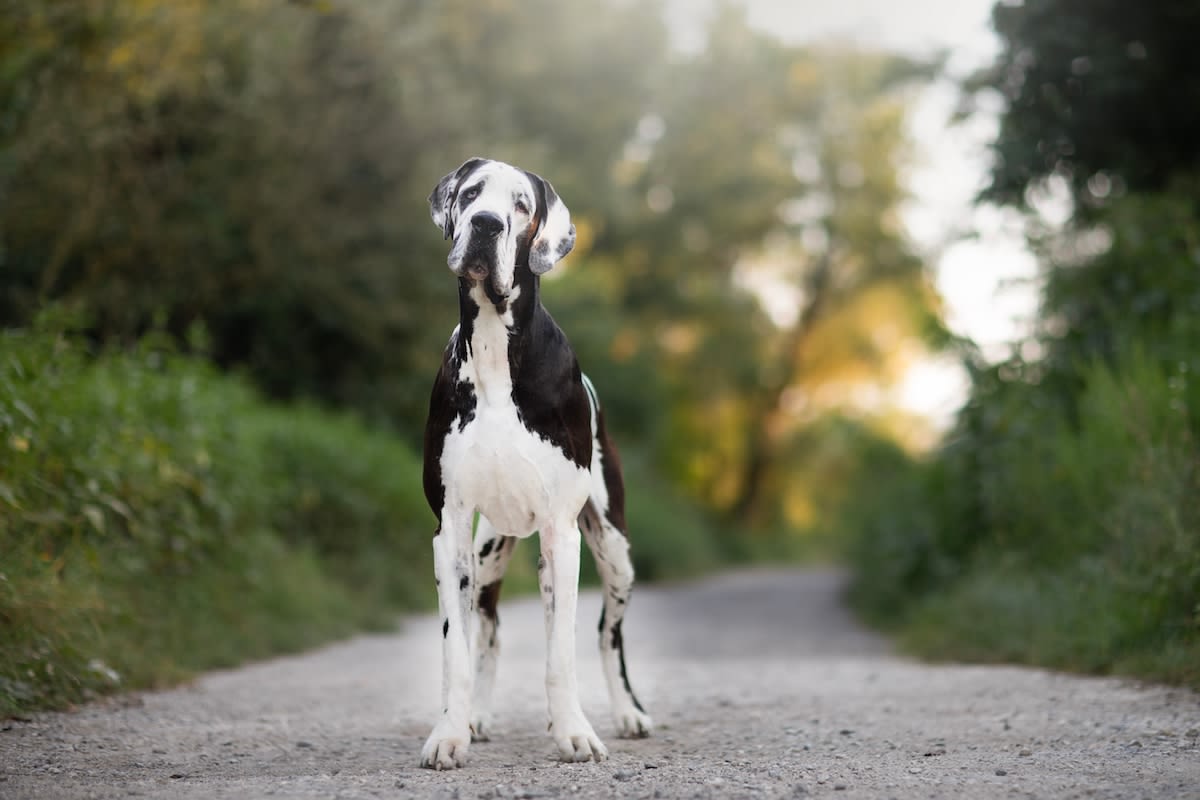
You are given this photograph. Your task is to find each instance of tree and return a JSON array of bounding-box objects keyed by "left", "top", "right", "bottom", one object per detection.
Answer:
[
  {"left": 968, "top": 0, "right": 1200, "bottom": 210},
  {"left": 547, "top": 7, "right": 943, "bottom": 528}
]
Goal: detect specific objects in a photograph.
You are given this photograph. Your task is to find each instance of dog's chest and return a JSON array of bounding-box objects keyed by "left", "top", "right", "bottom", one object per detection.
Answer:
[{"left": 439, "top": 316, "right": 589, "bottom": 537}]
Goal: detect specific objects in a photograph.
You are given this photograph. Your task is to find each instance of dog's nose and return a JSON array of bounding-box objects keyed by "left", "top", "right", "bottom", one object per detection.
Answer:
[{"left": 470, "top": 212, "right": 504, "bottom": 238}]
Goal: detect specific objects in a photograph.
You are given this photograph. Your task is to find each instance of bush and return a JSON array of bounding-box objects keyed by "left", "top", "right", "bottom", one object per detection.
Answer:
[
  {"left": 0, "top": 323, "right": 433, "bottom": 714},
  {"left": 845, "top": 347, "right": 1200, "bottom": 686}
]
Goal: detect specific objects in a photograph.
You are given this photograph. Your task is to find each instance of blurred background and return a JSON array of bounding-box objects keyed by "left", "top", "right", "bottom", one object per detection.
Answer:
[{"left": 1, "top": 0, "right": 1197, "bottom": 712}]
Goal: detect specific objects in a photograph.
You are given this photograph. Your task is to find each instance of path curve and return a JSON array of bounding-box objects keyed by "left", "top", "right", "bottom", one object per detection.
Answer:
[{"left": 2, "top": 569, "right": 1198, "bottom": 799}]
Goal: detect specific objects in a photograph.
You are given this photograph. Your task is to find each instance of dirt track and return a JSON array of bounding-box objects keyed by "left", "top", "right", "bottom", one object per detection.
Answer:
[{"left": 2, "top": 568, "right": 1198, "bottom": 799}]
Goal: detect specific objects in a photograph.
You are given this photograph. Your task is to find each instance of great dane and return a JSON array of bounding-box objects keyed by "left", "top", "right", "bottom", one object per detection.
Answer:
[{"left": 420, "top": 158, "right": 651, "bottom": 769}]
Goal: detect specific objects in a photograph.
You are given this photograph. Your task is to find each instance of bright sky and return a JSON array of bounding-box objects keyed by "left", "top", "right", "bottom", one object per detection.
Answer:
[{"left": 668, "top": 0, "right": 1041, "bottom": 426}]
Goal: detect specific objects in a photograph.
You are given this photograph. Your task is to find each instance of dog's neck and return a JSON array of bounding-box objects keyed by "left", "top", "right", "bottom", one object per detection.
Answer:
[{"left": 455, "top": 263, "right": 541, "bottom": 406}]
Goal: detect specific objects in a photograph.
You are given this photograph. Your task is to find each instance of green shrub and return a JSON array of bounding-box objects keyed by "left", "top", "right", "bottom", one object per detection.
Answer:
[
  {"left": 0, "top": 324, "right": 433, "bottom": 714},
  {"left": 619, "top": 449, "right": 725, "bottom": 582},
  {"left": 845, "top": 347, "right": 1200, "bottom": 687},
  {"left": 238, "top": 404, "right": 432, "bottom": 625}
]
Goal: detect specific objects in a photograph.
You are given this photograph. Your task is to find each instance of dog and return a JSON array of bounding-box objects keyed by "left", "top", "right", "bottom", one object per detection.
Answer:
[{"left": 420, "top": 158, "right": 652, "bottom": 770}]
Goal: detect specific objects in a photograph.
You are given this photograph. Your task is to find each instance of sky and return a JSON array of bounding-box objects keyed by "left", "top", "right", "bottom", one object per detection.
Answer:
[{"left": 668, "top": 0, "right": 1041, "bottom": 425}]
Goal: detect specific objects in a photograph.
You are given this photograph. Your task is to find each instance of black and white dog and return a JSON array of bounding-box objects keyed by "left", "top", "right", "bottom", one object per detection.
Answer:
[{"left": 420, "top": 158, "right": 651, "bottom": 769}]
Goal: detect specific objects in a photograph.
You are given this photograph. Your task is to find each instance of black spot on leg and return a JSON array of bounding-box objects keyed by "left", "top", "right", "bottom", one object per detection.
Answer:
[
  {"left": 460, "top": 574, "right": 469, "bottom": 591},
  {"left": 611, "top": 619, "right": 645, "bottom": 713},
  {"left": 443, "top": 619, "right": 449, "bottom": 638},
  {"left": 479, "top": 539, "right": 495, "bottom": 559},
  {"left": 478, "top": 580, "right": 502, "bottom": 623},
  {"left": 598, "top": 605, "right": 606, "bottom": 635}
]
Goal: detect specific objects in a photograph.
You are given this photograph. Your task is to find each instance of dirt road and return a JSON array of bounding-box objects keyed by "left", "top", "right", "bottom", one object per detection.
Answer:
[{"left": 2, "top": 569, "right": 1198, "bottom": 799}]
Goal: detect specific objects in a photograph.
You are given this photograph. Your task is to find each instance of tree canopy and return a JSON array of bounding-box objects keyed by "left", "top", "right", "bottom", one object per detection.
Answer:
[
  {"left": 0, "top": 0, "right": 943, "bottom": 533},
  {"left": 969, "top": 0, "right": 1200, "bottom": 210}
]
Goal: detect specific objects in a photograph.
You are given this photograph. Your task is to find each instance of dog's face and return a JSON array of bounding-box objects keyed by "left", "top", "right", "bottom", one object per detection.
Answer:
[{"left": 429, "top": 158, "right": 576, "bottom": 297}]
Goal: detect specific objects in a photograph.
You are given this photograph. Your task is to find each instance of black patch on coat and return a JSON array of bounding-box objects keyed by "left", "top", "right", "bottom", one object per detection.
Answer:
[
  {"left": 479, "top": 538, "right": 495, "bottom": 560},
  {"left": 595, "top": 407, "right": 628, "bottom": 533},
  {"left": 429, "top": 158, "right": 487, "bottom": 240},
  {"left": 459, "top": 574, "right": 469, "bottom": 591},
  {"left": 442, "top": 619, "right": 449, "bottom": 638},
  {"left": 610, "top": 620, "right": 645, "bottom": 713},
  {"left": 422, "top": 296, "right": 481, "bottom": 520},
  {"left": 478, "top": 580, "right": 502, "bottom": 623},
  {"left": 507, "top": 300, "right": 592, "bottom": 469}
]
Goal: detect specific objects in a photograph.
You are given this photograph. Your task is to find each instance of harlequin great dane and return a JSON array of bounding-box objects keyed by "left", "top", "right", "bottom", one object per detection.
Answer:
[{"left": 420, "top": 158, "right": 651, "bottom": 769}]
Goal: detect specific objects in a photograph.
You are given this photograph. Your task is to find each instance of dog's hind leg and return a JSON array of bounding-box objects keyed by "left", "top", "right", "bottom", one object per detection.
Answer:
[
  {"left": 470, "top": 515, "right": 516, "bottom": 742},
  {"left": 580, "top": 502, "right": 652, "bottom": 739}
]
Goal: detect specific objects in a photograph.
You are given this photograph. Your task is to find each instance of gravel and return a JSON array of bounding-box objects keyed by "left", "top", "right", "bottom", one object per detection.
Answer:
[{"left": 1, "top": 568, "right": 1198, "bottom": 799}]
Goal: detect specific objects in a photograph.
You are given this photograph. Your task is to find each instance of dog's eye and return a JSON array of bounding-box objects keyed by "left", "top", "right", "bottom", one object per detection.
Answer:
[
  {"left": 460, "top": 185, "right": 481, "bottom": 204},
  {"left": 514, "top": 198, "right": 530, "bottom": 215}
]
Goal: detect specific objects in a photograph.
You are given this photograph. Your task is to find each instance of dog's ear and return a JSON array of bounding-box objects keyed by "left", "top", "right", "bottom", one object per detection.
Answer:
[
  {"left": 525, "top": 171, "right": 576, "bottom": 275},
  {"left": 429, "top": 158, "right": 487, "bottom": 240}
]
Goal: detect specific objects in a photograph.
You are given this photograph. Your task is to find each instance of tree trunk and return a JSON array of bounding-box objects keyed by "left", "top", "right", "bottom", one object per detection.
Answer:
[{"left": 726, "top": 249, "right": 834, "bottom": 527}]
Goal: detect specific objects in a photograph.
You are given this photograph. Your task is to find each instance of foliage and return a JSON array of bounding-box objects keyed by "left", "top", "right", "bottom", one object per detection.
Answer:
[
  {"left": 842, "top": 0, "right": 1200, "bottom": 685},
  {"left": 845, "top": 343, "right": 1200, "bottom": 686},
  {"left": 969, "top": 0, "right": 1200, "bottom": 208},
  {"left": 0, "top": 0, "right": 941, "bottom": 535},
  {"left": 0, "top": 0, "right": 667, "bottom": 434},
  {"left": 0, "top": 321, "right": 433, "bottom": 714}
]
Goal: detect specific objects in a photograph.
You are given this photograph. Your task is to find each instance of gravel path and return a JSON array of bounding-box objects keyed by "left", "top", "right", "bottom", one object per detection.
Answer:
[{"left": 2, "top": 568, "right": 1198, "bottom": 799}]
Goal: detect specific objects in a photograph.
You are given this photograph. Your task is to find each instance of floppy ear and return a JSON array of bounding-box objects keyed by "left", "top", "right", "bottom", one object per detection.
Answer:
[
  {"left": 525, "top": 171, "right": 576, "bottom": 275},
  {"left": 429, "top": 157, "right": 487, "bottom": 240}
]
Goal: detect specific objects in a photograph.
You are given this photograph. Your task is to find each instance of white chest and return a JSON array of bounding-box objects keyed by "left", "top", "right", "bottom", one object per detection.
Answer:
[{"left": 441, "top": 404, "right": 589, "bottom": 538}]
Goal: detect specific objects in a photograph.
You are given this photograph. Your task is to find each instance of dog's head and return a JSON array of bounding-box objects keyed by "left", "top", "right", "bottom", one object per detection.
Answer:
[{"left": 429, "top": 158, "right": 576, "bottom": 298}]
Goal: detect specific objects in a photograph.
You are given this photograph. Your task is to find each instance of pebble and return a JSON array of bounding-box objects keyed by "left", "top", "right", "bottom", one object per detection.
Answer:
[
  {"left": 1019, "top": 749, "right": 1032, "bottom": 757},
  {"left": 613, "top": 770, "right": 633, "bottom": 781},
  {"left": 833, "top": 784, "right": 847, "bottom": 791},
  {"left": 995, "top": 769, "right": 1008, "bottom": 776}
]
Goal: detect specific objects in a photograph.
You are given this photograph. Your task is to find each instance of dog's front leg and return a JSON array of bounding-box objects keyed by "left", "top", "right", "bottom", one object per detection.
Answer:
[
  {"left": 539, "top": 519, "right": 608, "bottom": 763},
  {"left": 421, "top": 510, "right": 475, "bottom": 770}
]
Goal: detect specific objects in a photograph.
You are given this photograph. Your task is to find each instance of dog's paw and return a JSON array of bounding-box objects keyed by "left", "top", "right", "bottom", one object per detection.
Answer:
[
  {"left": 550, "top": 712, "right": 608, "bottom": 763},
  {"left": 420, "top": 722, "right": 470, "bottom": 770},
  {"left": 615, "top": 707, "right": 652, "bottom": 739}
]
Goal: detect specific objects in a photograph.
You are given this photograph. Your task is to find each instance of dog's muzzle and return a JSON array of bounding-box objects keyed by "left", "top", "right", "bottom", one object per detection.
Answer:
[{"left": 458, "top": 212, "right": 506, "bottom": 286}]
